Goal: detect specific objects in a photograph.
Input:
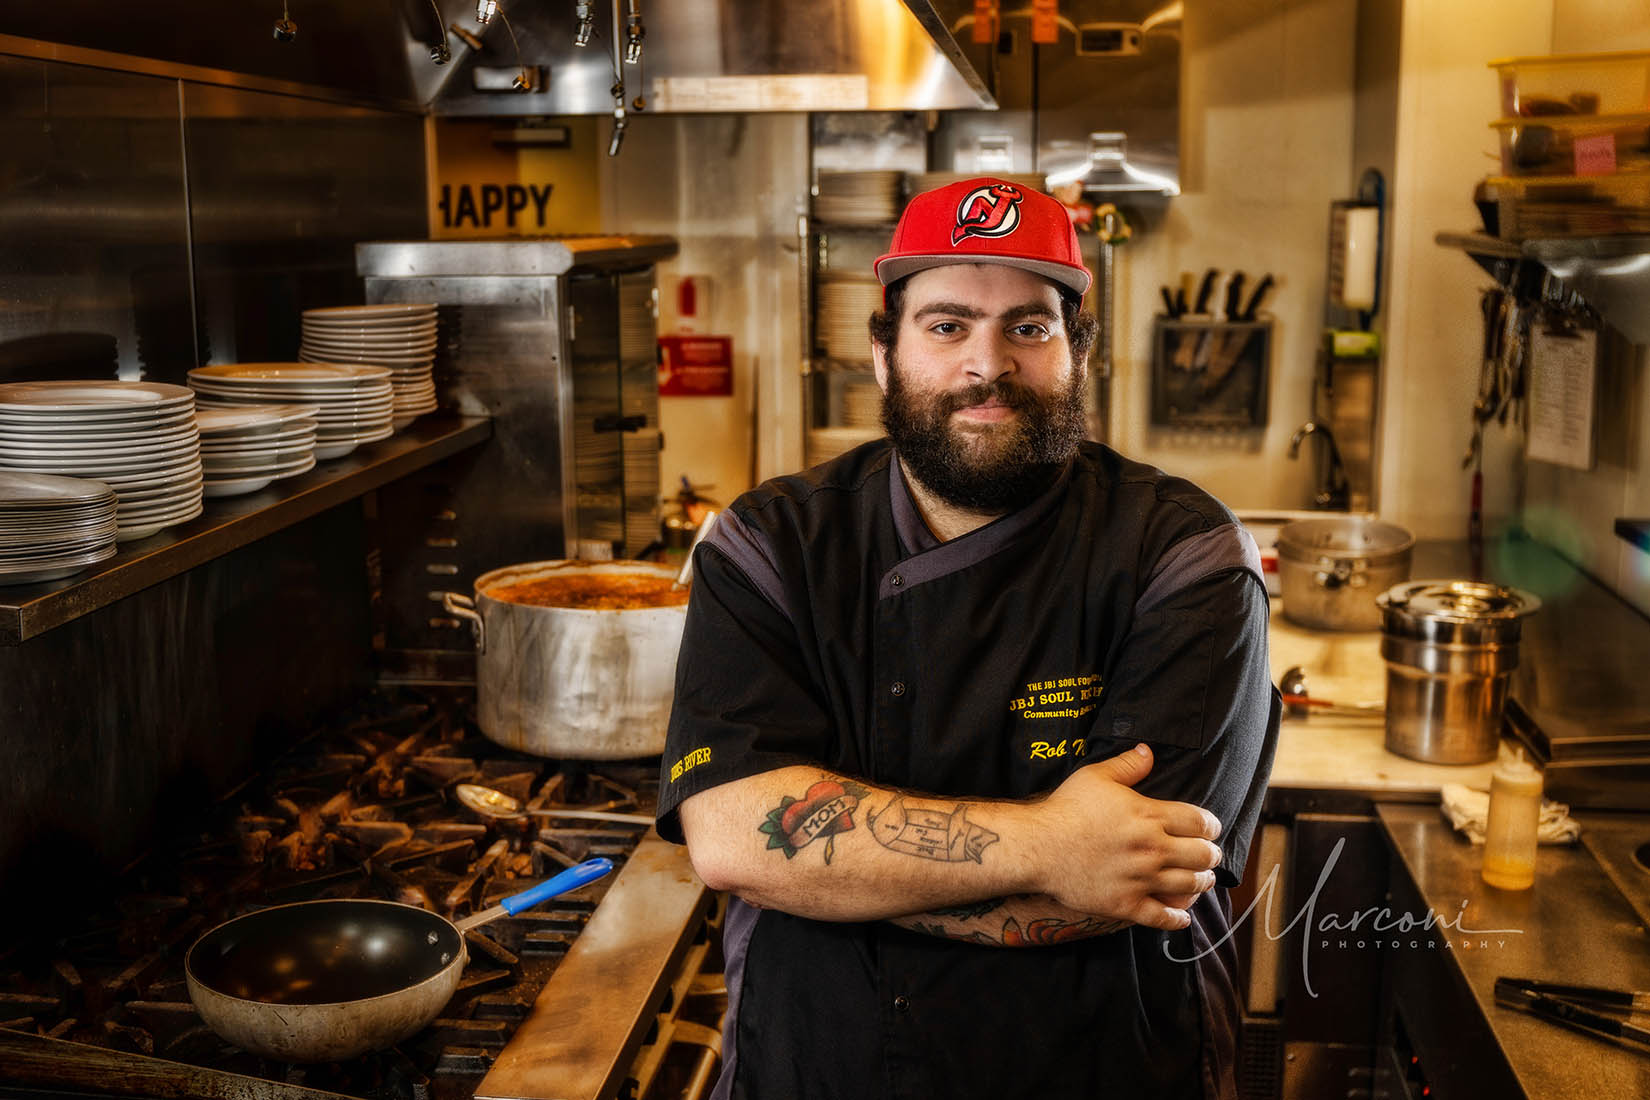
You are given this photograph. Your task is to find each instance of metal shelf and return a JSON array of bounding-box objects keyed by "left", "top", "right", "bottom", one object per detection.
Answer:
[
  {"left": 1436, "top": 230, "right": 1650, "bottom": 345},
  {"left": 1614, "top": 518, "right": 1650, "bottom": 553},
  {"left": 0, "top": 415, "right": 492, "bottom": 644}
]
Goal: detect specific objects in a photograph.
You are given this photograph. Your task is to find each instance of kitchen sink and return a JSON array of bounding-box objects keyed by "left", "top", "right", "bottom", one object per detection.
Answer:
[{"left": 1577, "top": 814, "right": 1650, "bottom": 931}]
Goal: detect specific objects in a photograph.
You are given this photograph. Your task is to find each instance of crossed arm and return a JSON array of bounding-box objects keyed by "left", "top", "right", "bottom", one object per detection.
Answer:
[{"left": 677, "top": 743, "right": 1225, "bottom": 945}]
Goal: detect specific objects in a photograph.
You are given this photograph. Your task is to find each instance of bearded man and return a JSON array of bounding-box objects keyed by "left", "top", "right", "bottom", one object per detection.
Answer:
[{"left": 656, "top": 178, "right": 1279, "bottom": 1100}]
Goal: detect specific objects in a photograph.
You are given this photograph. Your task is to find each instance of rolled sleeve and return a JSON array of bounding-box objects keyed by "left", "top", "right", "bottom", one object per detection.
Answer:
[
  {"left": 1089, "top": 568, "right": 1279, "bottom": 885},
  {"left": 655, "top": 542, "right": 834, "bottom": 843}
]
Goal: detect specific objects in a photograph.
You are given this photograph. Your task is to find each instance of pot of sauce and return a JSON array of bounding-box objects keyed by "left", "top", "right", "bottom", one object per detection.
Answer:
[{"left": 442, "top": 560, "right": 689, "bottom": 759}]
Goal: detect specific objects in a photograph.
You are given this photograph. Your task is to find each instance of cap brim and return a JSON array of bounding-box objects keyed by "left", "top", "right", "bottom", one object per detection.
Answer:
[{"left": 875, "top": 253, "right": 1092, "bottom": 297}]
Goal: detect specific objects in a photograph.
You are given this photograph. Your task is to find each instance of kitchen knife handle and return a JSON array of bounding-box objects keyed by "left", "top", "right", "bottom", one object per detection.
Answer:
[
  {"left": 1194, "top": 268, "right": 1218, "bottom": 315},
  {"left": 1160, "top": 287, "right": 1178, "bottom": 317},
  {"left": 1241, "top": 274, "right": 1275, "bottom": 321},
  {"left": 1224, "top": 273, "right": 1246, "bottom": 321}
]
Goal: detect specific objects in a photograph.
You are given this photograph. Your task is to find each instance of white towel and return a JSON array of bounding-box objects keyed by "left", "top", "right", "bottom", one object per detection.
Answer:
[{"left": 1439, "top": 783, "right": 1582, "bottom": 845}]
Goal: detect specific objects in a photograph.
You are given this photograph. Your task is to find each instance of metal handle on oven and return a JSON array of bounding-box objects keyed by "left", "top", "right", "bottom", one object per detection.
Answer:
[{"left": 441, "top": 592, "right": 487, "bottom": 655}]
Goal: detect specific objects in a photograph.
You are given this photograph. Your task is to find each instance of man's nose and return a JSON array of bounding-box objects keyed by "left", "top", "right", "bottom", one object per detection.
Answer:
[{"left": 962, "top": 330, "right": 1017, "bottom": 383}]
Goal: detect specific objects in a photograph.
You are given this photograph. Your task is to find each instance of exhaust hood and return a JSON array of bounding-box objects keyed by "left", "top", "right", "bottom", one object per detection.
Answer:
[{"left": 429, "top": 0, "right": 996, "bottom": 116}]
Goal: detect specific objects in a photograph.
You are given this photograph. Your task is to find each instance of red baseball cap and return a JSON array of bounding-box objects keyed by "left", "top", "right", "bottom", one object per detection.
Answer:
[{"left": 874, "top": 177, "right": 1091, "bottom": 297}]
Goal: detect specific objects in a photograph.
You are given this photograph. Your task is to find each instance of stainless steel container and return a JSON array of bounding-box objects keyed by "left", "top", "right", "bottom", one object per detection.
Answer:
[
  {"left": 441, "top": 560, "right": 688, "bottom": 759},
  {"left": 1277, "top": 517, "right": 1415, "bottom": 631},
  {"left": 1377, "top": 580, "right": 1541, "bottom": 764}
]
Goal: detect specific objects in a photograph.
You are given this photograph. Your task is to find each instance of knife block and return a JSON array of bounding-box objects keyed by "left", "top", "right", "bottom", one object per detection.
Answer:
[{"left": 1149, "top": 318, "right": 1272, "bottom": 429}]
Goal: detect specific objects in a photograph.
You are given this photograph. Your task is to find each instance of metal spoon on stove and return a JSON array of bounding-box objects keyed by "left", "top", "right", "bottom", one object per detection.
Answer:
[{"left": 455, "top": 782, "right": 655, "bottom": 825}]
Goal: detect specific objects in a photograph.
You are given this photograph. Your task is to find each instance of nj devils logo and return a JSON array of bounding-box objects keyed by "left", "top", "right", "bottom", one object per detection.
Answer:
[{"left": 952, "top": 183, "right": 1024, "bottom": 246}]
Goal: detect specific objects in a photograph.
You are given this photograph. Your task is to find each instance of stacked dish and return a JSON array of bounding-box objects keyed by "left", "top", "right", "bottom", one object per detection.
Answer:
[
  {"left": 0, "top": 381, "right": 203, "bottom": 542},
  {"left": 298, "top": 304, "right": 439, "bottom": 431},
  {"left": 0, "top": 471, "right": 119, "bottom": 585},
  {"left": 818, "top": 278, "right": 883, "bottom": 362},
  {"left": 188, "top": 364, "right": 394, "bottom": 461},
  {"left": 815, "top": 171, "right": 903, "bottom": 225},
  {"left": 196, "top": 405, "right": 320, "bottom": 498}
]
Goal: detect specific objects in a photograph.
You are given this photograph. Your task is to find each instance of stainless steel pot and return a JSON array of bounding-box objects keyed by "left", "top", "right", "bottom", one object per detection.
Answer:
[
  {"left": 1277, "top": 517, "right": 1414, "bottom": 631},
  {"left": 1376, "top": 579, "right": 1541, "bottom": 764},
  {"left": 442, "top": 560, "right": 688, "bottom": 759}
]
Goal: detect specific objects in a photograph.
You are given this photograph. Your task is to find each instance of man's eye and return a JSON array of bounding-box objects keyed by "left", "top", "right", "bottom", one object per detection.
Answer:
[
  {"left": 1011, "top": 323, "right": 1051, "bottom": 341},
  {"left": 929, "top": 321, "right": 963, "bottom": 335}
]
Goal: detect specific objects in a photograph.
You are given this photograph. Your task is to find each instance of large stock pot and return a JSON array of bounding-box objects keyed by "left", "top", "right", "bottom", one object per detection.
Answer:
[{"left": 442, "top": 559, "right": 688, "bottom": 759}]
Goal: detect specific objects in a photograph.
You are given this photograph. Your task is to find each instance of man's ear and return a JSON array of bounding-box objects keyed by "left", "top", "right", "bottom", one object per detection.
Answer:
[{"left": 871, "top": 337, "right": 890, "bottom": 393}]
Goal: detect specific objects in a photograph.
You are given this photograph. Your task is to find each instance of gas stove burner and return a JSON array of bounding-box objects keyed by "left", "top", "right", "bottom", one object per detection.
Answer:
[{"left": 0, "top": 686, "right": 708, "bottom": 1100}]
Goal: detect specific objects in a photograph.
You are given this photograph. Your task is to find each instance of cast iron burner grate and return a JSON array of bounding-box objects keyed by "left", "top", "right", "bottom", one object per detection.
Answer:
[{"left": 0, "top": 688, "right": 660, "bottom": 1100}]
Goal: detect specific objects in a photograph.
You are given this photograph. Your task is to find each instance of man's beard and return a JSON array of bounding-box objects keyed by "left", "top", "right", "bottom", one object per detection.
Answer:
[{"left": 881, "top": 349, "right": 1088, "bottom": 514}]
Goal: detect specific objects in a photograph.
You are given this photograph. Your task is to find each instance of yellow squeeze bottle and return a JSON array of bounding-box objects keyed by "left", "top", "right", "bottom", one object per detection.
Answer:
[{"left": 1481, "top": 748, "right": 1542, "bottom": 890}]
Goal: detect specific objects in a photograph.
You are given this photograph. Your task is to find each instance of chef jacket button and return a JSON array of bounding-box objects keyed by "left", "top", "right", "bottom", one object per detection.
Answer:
[
  {"left": 891, "top": 572, "right": 904, "bottom": 588},
  {"left": 891, "top": 681, "right": 906, "bottom": 697},
  {"left": 894, "top": 995, "right": 910, "bottom": 1012}
]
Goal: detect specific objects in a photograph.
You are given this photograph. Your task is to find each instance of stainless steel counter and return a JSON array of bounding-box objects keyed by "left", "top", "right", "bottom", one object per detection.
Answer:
[{"left": 1377, "top": 803, "right": 1650, "bottom": 1098}]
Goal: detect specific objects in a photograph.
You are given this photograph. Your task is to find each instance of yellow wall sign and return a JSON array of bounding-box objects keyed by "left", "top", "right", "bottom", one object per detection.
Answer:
[{"left": 426, "top": 117, "right": 600, "bottom": 239}]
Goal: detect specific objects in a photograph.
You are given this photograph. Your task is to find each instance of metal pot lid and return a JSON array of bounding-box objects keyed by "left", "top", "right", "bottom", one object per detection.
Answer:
[
  {"left": 1376, "top": 579, "right": 1541, "bottom": 623},
  {"left": 1276, "top": 517, "right": 1415, "bottom": 563}
]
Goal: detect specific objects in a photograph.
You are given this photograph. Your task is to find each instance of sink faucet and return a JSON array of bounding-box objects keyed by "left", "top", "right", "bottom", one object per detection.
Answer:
[{"left": 1288, "top": 421, "right": 1350, "bottom": 510}]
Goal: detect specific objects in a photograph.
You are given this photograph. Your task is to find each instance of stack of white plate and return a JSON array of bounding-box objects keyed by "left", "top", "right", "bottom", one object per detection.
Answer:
[
  {"left": 0, "top": 472, "right": 119, "bottom": 585},
  {"left": 818, "top": 278, "right": 884, "bottom": 362},
  {"left": 196, "top": 405, "right": 320, "bottom": 498},
  {"left": 298, "top": 304, "right": 439, "bottom": 431},
  {"left": 815, "top": 171, "right": 903, "bottom": 225},
  {"left": 187, "top": 364, "right": 394, "bottom": 461},
  {"left": 0, "top": 381, "right": 203, "bottom": 542}
]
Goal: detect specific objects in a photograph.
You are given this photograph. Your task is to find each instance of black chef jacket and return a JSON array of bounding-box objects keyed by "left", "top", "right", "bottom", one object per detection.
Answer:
[{"left": 657, "top": 439, "right": 1279, "bottom": 1100}]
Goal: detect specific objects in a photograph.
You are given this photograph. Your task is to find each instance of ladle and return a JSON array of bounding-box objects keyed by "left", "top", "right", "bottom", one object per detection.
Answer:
[{"left": 455, "top": 782, "right": 655, "bottom": 826}]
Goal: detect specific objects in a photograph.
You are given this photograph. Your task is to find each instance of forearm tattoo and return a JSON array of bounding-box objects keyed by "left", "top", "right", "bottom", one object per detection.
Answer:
[
  {"left": 906, "top": 912, "right": 1126, "bottom": 947},
  {"left": 757, "top": 777, "right": 1000, "bottom": 865},
  {"left": 867, "top": 797, "right": 999, "bottom": 862},
  {"left": 758, "top": 778, "right": 869, "bottom": 864}
]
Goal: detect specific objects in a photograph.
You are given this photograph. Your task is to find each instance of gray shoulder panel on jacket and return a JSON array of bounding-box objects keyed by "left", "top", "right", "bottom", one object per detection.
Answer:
[
  {"left": 702, "top": 509, "right": 793, "bottom": 623},
  {"left": 1137, "top": 522, "right": 1264, "bottom": 614}
]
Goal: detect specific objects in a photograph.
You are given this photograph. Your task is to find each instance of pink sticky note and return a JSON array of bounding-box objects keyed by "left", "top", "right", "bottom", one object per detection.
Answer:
[{"left": 1574, "top": 132, "right": 1617, "bottom": 177}]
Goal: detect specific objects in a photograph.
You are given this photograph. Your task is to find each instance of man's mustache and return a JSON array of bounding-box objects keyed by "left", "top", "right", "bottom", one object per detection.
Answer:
[{"left": 932, "top": 379, "right": 1039, "bottom": 418}]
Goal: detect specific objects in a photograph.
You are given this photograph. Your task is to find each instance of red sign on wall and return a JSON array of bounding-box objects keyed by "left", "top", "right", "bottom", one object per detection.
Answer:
[{"left": 658, "top": 335, "right": 734, "bottom": 397}]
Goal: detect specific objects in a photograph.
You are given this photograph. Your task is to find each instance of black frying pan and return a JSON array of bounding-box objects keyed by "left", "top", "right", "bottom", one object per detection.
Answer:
[{"left": 185, "top": 857, "right": 612, "bottom": 1062}]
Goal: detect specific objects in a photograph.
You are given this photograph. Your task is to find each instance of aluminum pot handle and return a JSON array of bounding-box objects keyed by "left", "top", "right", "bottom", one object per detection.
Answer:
[
  {"left": 441, "top": 592, "right": 486, "bottom": 655},
  {"left": 1313, "top": 557, "right": 1367, "bottom": 590}
]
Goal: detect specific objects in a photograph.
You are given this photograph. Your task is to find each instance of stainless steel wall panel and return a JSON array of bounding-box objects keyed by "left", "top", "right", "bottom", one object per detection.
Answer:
[
  {"left": 0, "top": 56, "right": 193, "bottom": 383},
  {"left": 182, "top": 83, "right": 426, "bottom": 368},
  {"left": 0, "top": 0, "right": 437, "bottom": 107},
  {"left": 362, "top": 241, "right": 674, "bottom": 670}
]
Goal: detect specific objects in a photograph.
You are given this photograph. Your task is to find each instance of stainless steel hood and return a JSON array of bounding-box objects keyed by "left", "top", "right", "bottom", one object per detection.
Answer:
[
  {"left": 430, "top": 0, "right": 996, "bottom": 116},
  {"left": 1, "top": 1, "right": 993, "bottom": 115}
]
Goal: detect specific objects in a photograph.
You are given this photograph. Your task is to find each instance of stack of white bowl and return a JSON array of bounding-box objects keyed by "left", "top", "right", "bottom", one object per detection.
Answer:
[
  {"left": 298, "top": 304, "right": 439, "bottom": 431},
  {"left": 188, "top": 364, "right": 394, "bottom": 461},
  {"left": 196, "top": 405, "right": 320, "bottom": 498},
  {"left": 0, "top": 471, "right": 120, "bottom": 585},
  {"left": 0, "top": 381, "right": 203, "bottom": 542}
]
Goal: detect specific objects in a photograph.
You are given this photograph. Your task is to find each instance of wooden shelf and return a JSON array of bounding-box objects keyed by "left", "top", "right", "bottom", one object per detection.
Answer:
[{"left": 0, "top": 415, "right": 491, "bottom": 644}]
